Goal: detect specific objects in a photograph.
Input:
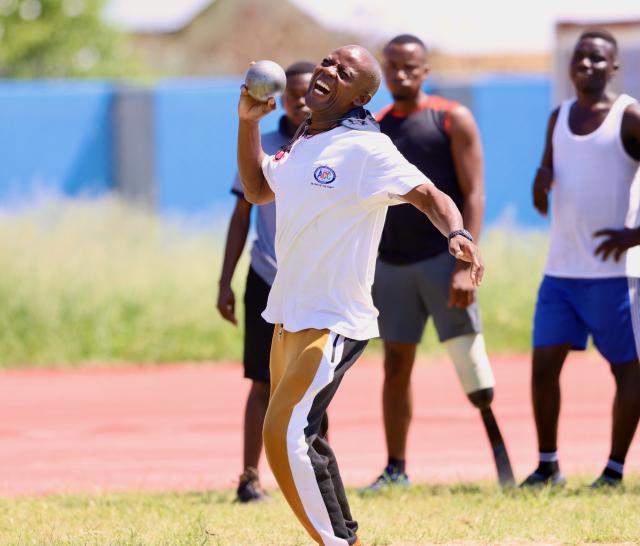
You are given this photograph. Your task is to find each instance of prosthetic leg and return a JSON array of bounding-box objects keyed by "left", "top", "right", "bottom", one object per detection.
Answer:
[{"left": 445, "top": 333, "right": 515, "bottom": 488}]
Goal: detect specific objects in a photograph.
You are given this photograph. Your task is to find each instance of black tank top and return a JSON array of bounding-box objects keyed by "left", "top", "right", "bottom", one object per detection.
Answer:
[{"left": 377, "top": 96, "right": 464, "bottom": 264}]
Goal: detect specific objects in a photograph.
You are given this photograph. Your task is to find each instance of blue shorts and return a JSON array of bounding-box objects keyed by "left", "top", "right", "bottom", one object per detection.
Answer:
[{"left": 533, "top": 276, "right": 640, "bottom": 364}]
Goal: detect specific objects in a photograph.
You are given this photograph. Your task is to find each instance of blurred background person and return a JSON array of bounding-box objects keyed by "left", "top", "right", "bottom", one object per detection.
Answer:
[
  {"left": 523, "top": 29, "right": 640, "bottom": 488},
  {"left": 366, "top": 34, "right": 514, "bottom": 491},
  {"left": 217, "top": 61, "right": 314, "bottom": 502}
]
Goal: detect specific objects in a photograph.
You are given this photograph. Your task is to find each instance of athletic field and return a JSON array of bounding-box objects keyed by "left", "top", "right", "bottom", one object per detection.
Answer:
[
  {"left": 3, "top": 354, "right": 640, "bottom": 545},
  {"left": 3, "top": 201, "right": 640, "bottom": 544},
  {"left": 3, "top": 353, "right": 638, "bottom": 496}
]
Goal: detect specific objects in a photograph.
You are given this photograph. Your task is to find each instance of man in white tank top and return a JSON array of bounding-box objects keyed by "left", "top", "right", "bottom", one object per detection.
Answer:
[{"left": 522, "top": 30, "right": 640, "bottom": 488}]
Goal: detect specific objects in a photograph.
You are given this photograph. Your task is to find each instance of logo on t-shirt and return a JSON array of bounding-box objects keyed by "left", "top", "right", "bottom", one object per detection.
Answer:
[{"left": 313, "top": 166, "right": 336, "bottom": 186}]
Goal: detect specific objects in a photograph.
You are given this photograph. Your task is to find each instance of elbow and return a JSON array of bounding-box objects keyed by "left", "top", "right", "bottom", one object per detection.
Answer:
[
  {"left": 467, "top": 188, "right": 486, "bottom": 211},
  {"left": 239, "top": 173, "right": 269, "bottom": 205},
  {"left": 243, "top": 189, "right": 262, "bottom": 205},
  {"left": 244, "top": 188, "right": 270, "bottom": 205}
]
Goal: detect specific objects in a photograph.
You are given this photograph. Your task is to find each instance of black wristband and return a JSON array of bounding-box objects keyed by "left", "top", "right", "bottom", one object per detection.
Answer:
[{"left": 448, "top": 229, "right": 473, "bottom": 245}]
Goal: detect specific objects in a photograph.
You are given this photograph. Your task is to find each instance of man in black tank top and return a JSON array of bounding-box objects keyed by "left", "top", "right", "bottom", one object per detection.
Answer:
[{"left": 365, "top": 34, "right": 514, "bottom": 491}]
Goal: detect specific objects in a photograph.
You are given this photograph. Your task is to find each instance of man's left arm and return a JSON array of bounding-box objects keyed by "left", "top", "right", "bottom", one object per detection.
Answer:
[
  {"left": 594, "top": 103, "right": 640, "bottom": 261},
  {"left": 402, "top": 183, "right": 484, "bottom": 287},
  {"left": 448, "top": 105, "right": 485, "bottom": 308}
]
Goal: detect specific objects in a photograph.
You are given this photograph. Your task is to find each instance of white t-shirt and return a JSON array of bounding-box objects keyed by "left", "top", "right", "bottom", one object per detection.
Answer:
[{"left": 261, "top": 126, "right": 431, "bottom": 340}]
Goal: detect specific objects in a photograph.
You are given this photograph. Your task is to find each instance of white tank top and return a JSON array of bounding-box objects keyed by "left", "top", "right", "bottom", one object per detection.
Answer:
[{"left": 545, "top": 94, "right": 640, "bottom": 278}]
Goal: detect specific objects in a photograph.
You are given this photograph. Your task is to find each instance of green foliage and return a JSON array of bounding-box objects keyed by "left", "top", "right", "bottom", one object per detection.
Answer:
[
  {"left": 0, "top": 198, "right": 547, "bottom": 368},
  {"left": 3, "top": 479, "right": 640, "bottom": 544},
  {"left": 0, "top": 0, "right": 136, "bottom": 77}
]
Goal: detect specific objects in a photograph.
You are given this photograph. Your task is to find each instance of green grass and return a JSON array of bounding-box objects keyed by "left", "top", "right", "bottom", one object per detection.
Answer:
[
  {"left": 2, "top": 480, "right": 640, "bottom": 545},
  {"left": 0, "top": 198, "right": 547, "bottom": 368}
]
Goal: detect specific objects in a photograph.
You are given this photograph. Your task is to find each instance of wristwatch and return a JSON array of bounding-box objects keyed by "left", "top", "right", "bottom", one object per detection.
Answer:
[{"left": 448, "top": 229, "right": 473, "bottom": 245}]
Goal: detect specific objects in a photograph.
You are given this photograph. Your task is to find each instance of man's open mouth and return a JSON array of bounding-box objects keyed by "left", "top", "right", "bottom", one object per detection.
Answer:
[{"left": 313, "top": 80, "right": 331, "bottom": 96}]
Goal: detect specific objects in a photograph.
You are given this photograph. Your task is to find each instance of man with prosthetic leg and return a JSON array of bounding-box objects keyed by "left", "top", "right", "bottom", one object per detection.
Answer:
[{"left": 367, "top": 34, "right": 514, "bottom": 491}]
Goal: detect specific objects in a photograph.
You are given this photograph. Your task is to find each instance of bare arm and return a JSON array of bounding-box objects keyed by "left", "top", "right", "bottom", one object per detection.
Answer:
[
  {"left": 403, "top": 182, "right": 463, "bottom": 237},
  {"left": 217, "top": 196, "right": 252, "bottom": 325},
  {"left": 449, "top": 105, "right": 484, "bottom": 241},
  {"left": 447, "top": 106, "right": 485, "bottom": 307},
  {"left": 532, "top": 108, "right": 558, "bottom": 216},
  {"left": 237, "top": 86, "right": 277, "bottom": 204},
  {"left": 621, "top": 102, "right": 640, "bottom": 160},
  {"left": 402, "top": 183, "right": 484, "bottom": 285},
  {"left": 593, "top": 103, "right": 640, "bottom": 261}
]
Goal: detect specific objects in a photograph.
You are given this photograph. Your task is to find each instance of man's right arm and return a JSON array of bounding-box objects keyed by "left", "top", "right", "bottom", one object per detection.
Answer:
[
  {"left": 237, "top": 86, "right": 277, "bottom": 204},
  {"left": 532, "top": 108, "right": 559, "bottom": 216}
]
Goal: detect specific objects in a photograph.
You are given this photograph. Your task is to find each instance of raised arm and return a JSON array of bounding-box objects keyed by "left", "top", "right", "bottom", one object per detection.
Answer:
[
  {"left": 532, "top": 108, "right": 559, "bottom": 216},
  {"left": 402, "top": 183, "right": 484, "bottom": 286},
  {"left": 237, "top": 86, "right": 277, "bottom": 204}
]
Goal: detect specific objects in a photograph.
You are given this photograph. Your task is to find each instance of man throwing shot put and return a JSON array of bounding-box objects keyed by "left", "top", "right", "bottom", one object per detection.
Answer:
[
  {"left": 522, "top": 29, "right": 640, "bottom": 488},
  {"left": 237, "top": 45, "right": 483, "bottom": 545}
]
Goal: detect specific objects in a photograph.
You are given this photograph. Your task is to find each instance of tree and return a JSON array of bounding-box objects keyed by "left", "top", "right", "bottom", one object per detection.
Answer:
[{"left": 0, "top": 0, "right": 137, "bottom": 77}]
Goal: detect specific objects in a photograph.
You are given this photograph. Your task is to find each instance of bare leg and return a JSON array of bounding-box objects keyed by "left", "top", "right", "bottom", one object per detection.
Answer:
[
  {"left": 520, "top": 344, "right": 571, "bottom": 487},
  {"left": 531, "top": 344, "right": 571, "bottom": 452},
  {"left": 609, "top": 359, "right": 640, "bottom": 463},
  {"left": 382, "top": 341, "right": 418, "bottom": 460},
  {"left": 243, "top": 380, "right": 270, "bottom": 470}
]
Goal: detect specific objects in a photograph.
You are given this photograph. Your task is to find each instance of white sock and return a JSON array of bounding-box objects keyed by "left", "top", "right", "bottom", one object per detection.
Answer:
[
  {"left": 539, "top": 451, "right": 558, "bottom": 464},
  {"left": 606, "top": 458, "right": 624, "bottom": 475}
]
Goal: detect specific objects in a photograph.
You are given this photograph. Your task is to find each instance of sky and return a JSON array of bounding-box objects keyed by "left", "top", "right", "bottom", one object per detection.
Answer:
[{"left": 106, "top": 0, "right": 640, "bottom": 53}]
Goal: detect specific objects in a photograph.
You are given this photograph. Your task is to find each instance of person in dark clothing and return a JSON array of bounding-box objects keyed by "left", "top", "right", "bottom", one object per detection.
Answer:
[{"left": 366, "top": 34, "right": 514, "bottom": 491}]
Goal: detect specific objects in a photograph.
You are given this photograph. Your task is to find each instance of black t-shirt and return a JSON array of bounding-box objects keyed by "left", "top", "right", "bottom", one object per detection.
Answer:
[{"left": 377, "top": 96, "right": 464, "bottom": 264}]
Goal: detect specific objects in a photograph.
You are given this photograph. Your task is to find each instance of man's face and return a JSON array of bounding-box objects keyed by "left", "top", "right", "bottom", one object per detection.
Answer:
[
  {"left": 282, "top": 73, "right": 312, "bottom": 127},
  {"left": 570, "top": 37, "right": 618, "bottom": 94},
  {"left": 382, "top": 42, "right": 428, "bottom": 101},
  {"left": 305, "top": 46, "right": 372, "bottom": 116}
]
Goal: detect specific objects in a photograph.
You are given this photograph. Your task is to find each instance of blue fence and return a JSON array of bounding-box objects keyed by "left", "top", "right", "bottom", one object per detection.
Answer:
[
  {"left": 0, "top": 81, "right": 114, "bottom": 203},
  {"left": 0, "top": 76, "right": 552, "bottom": 226}
]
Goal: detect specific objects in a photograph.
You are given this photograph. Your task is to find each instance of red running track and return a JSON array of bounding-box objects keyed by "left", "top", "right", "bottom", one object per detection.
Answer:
[{"left": 1, "top": 353, "right": 638, "bottom": 496}]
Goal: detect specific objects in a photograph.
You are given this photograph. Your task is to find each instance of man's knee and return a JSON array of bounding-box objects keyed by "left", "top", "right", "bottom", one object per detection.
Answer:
[
  {"left": 383, "top": 342, "right": 416, "bottom": 381},
  {"left": 467, "top": 387, "right": 494, "bottom": 410},
  {"left": 611, "top": 360, "right": 640, "bottom": 398},
  {"left": 531, "top": 354, "right": 562, "bottom": 387},
  {"left": 249, "top": 380, "right": 270, "bottom": 404},
  {"left": 531, "top": 345, "right": 569, "bottom": 387}
]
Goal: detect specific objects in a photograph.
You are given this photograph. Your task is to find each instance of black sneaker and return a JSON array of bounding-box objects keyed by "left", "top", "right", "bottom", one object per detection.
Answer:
[
  {"left": 236, "top": 467, "right": 270, "bottom": 503},
  {"left": 361, "top": 467, "right": 410, "bottom": 494},
  {"left": 590, "top": 473, "right": 622, "bottom": 489},
  {"left": 520, "top": 469, "right": 566, "bottom": 488}
]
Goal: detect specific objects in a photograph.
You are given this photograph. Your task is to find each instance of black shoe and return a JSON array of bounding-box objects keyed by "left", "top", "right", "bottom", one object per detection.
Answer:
[
  {"left": 236, "top": 467, "right": 270, "bottom": 503},
  {"left": 520, "top": 469, "right": 566, "bottom": 488},
  {"left": 590, "top": 473, "right": 622, "bottom": 489},
  {"left": 360, "top": 467, "right": 410, "bottom": 494}
]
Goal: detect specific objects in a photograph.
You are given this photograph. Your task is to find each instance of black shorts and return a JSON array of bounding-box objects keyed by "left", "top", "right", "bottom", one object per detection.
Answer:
[{"left": 243, "top": 266, "right": 274, "bottom": 384}]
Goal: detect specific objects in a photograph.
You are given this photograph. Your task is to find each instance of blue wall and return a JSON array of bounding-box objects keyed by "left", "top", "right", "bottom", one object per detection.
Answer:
[
  {"left": 470, "top": 76, "right": 551, "bottom": 227},
  {"left": 152, "top": 79, "right": 393, "bottom": 215},
  {"left": 0, "top": 81, "right": 114, "bottom": 204},
  {"left": 0, "top": 77, "right": 552, "bottom": 226},
  {"left": 154, "top": 78, "right": 278, "bottom": 214}
]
